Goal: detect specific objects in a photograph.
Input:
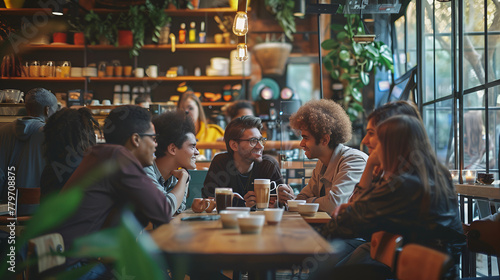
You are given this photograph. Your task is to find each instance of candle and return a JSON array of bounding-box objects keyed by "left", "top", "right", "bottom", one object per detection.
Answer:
[{"left": 464, "top": 170, "right": 475, "bottom": 184}]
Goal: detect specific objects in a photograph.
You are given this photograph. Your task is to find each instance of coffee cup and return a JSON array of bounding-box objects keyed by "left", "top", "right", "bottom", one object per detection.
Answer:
[
  {"left": 215, "top": 188, "right": 234, "bottom": 213},
  {"left": 134, "top": 67, "right": 144, "bottom": 78},
  {"left": 220, "top": 210, "right": 249, "bottom": 229},
  {"left": 237, "top": 215, "right": 265, "bottom": 234},
  {"left": 114, "top": 66, "right": 123, "bottom": 77},
  {"left": 264, "top": 208, "right": 284, "bottom": 225},
  {"left": 146, "top": 65, "right": 158, "bottom": 78},
  {"left": 287, "top": 200, "right": 306, "bottom": 212},
  {"left": 254, "top": 179, "right": 277, "bottom": 209},
  {"left": 192, "top": 198, "right": 211, "bottom": 213},
  {"left": 206, "top": 198, "right": 217, "bottom": 213}
]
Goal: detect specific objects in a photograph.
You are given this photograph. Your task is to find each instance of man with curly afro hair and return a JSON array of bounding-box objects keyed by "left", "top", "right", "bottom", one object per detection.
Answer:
[{"left": 278, "top": 99, "right": 367, "bottom": 215}]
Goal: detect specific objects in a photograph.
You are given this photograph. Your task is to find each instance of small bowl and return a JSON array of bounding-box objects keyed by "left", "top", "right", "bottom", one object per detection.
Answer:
[
  {"left": 220, "top": 210, "right": 249, "bottom": 229},
  {"left": 237, "top": 215, "right": 265, "bottom": 234},
  {"left": 287, "top": 200, "right": 306, "bottom": 212},
  {"left": 264, "top": 208, "right": 284, "bottom": 225},
  {"left": 225, "top": 207, "right": 251, "bottom": 212},
  {"left": 297, "top": 203, "right": 319, "bottom": 217}
]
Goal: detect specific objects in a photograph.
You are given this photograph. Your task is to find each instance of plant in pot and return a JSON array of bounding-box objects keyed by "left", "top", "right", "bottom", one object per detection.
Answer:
[
  {"left": 145, "top": 0, "right": 171, "bottom": 44},
  {"left": 127, "top": 4, "right": 148, "bottom": 57},
  {"left": 116, "top": 12, "right": 134, "bottom": 49},
  {"left": 67, "top": 18, "right": 85, "bottom": 45},
  {"left": 321, "top": 12, "right": 393, "bottom": 121},
  {"left": 84, "top": 10, "right": 117, "bottom": 46},
  {"left": 265, "top": 0, "right": 296, "bottom": 41}
]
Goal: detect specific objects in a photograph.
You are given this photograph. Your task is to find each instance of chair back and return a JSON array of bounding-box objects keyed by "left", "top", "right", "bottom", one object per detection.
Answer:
[
  {"left": 27, "top": 233, "right": 66, "bottom": 277},
  {"left": 396, "top": 244, "right": 452, "bottom": 280},
  {"left": 467, "top": 220, "right": 500, "bottom": 256},
  {"left": 370, "top": 231, "right": 403, "bottom": 270},
  {"left": 186, "top": 170, "right": 208, "bottom": 208}
]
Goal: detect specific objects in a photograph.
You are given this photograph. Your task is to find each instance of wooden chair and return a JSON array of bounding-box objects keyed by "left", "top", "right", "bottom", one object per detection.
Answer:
[
  {"left": 466, "top": 220, "right": 500, "bottom": 276},
  {"left": 26, "top": 233, "right": 66, "bottom": 280},
  {"left": 396, "top": 244, "right": 452, "bottom": 280},
  {"left": 370, "top": 230, "right": 404, "bottom": 270},
  {"left": 0, "top": 187, "right": 40, "bottom": 224}
]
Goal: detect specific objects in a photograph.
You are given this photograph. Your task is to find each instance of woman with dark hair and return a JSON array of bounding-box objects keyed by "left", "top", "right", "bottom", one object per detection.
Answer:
[
  {"left": 320, "top": 115, "right": 463, "bottom": 271},
  {"left": 41, "top": 107, "right": 100, "bottom": 198}
]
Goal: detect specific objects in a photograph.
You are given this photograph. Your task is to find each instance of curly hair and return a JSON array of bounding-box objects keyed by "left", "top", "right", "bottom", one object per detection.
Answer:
[
  {"left": 104, "top": 105, "right": 152, "bottom": 145},
  {"left": 43, "top": 107, "right": 100, "bottom": 163},
  {"left": 153, "top": 110, "right": 196, "bottom": 158},
  {"left": 289, "top": 99, "right": 352, "bottom": 149}
]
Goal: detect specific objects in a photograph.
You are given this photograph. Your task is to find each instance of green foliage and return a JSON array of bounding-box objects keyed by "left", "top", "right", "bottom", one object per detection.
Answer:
[
  {"left": 322, "top": 14, "right": 394, "bottom": 121},
  {"left": 265, "top": 0, "right": 296, "bottom": 41},
  {"left": 84, "top": 11, "right": 117, "bottom": 46},
  {"left": 145, "top": 0, "right": 171, "bottom": 44}
]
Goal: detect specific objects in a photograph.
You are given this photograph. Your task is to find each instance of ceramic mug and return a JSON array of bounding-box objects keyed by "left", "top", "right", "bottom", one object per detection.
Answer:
[
  {"left": 254, "top": 179, "right": 277, "bottom": 209},
  {"left": 146, "top": 65, "right": 158, "bottom": 78},
  {"left": 134, "top": 67, "right": 144, "bottom": 78},
  {"left": 192, "top": 198, "right": 211, "bottom": 213}
]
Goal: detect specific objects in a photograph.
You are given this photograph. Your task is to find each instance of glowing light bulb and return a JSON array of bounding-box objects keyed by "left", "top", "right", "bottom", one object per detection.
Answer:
[
  {"left": 233, "top": 12, "right": 248, "bottom": 36},
  {"left": 235, "top": 43, "right": 248, "bottom": 62}
]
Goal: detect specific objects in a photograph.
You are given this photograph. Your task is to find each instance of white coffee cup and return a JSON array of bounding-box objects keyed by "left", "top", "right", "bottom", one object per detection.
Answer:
[
  {"left": 264, "top": 208, "right": 284, "bottom": 225},
  {"left": 146, "top": 65, "right": 158, "bottom": 78},
  {"left": 134, "top": 67, "right": 144, "bottom": 78},
  {"left": 254, "top": 179, "right": 277, "bottom": 209}
]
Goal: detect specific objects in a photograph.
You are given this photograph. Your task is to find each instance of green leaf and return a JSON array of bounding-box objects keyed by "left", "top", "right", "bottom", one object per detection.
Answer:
[
  {"left": 347, "top": 107, "right": 359, "bottom": 121},
  {"left": 331, "top": 23, "right": 344, "bottom": 31},
  {"left": 365, "top": 60, "right": 374, "bottom": 72},
  {"left": 364, "top": 45, "right": 379, "bottom": 59},
  {"left": 353, "top": 42, "right": 363, "bottom": 55},
  {"left": 351, "top": 102, "right": 364, "bottom": 112},
  {"left": 330, "top": 69, "right": 340, "bottom": 80},
  {"left": 324, "top": 59, "right": 333, "bottom": 71},
  {"left": 339, "top": 50, "right": 351, "bottom": 62},
  {"left": 352, "top": 87, "right": 362, "bottom": 102},
  {"left": 340, "top": 72, "right": 351, "bottom": 81},
  {"left": 360, "top": 71, "right": 370, "bottom": 85},
  {"left": 337, "top": 31, "right": 348, "bottom": 41},
  {"left": 321, "top": 39, "right": 336, "bottom": 50}
]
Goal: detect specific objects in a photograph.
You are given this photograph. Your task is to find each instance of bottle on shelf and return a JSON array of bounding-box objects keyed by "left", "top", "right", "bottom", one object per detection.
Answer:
[
  {"left": 199, "top": 22, "right": 206, "bottom": 43},
  {"left": 179, "top": 23, "right": 186, "bottom": 44},
  {"left": 189, "top": 22, "right": 197, "bottom": 43},
  {"left": 113, "top": 84, "right": 122, "bottom": 105}
]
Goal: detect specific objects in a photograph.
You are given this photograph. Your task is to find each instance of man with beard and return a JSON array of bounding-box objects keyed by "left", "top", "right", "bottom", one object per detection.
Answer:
[
  {"left": 278, "top": 100, "right": 368, "bottom": 215},
  {"left": 202, "top": 116, "right": 284, "bottom": 207}
]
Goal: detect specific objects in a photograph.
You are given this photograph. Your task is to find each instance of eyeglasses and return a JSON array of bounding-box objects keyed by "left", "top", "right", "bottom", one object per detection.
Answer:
[
  {"left": 138, "top": 133, "right": 159, "bottom": 142},
  {"left": 236, "top": 137, "right": 267, "bottom": 147}
]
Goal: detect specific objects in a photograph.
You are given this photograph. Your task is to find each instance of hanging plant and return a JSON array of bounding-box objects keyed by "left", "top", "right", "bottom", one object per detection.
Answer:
[
  {"left": 321, "top": 11, "right": 394, "bottom": 121},
  {"left": 265, "top": 0, "right": 296, "bottom": 41}
]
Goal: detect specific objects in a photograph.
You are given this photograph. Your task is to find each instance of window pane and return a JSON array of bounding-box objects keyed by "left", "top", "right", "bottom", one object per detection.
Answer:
[
  {"left": 423, "top": 0, "right": 435, "bottom": 103},
  {"left": 424, "top": 100, "right": 453, "bottom": 166},
  {"left": 463, "top": 92, "right": 488, "bottom": 170},
  {"left": 407, "top": 1, "right": 417, "bottom": 70},
  {"left": 435, "top": 1, "right": 453, "bottom": 99},
  {"left": 463, "top": 0, "right": 486, "bottom": 90},
  {"left": 489, "top": 85, "right": 500, "bottom": 175},
  {"left": 394, "top": 15, "right": 406, "bottom": 77},
  {"left": 487, "top": 0, "right": 499, "bottom": 83}
]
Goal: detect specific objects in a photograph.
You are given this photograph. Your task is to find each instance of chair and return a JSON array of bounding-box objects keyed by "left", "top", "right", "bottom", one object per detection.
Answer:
[
  {"left": 186, "top": 170, "right": 208, "bottom": 208},
  {"left": 466, "top": 220, "right": 500, "bottom": 277},
  {"left": 370, "top": 230, "right": 404, "bottom": 270},
  {"left": 396, "top": 244, "right": 452, "bottom": 280},
  {"left": 26, "top": 233, "right": 66, "bottom": 280}
]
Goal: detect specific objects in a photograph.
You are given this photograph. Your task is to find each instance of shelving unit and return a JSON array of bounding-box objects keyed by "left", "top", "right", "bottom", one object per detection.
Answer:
[{"left": 1, "top": 7, "right": 250, "bottom": 113}]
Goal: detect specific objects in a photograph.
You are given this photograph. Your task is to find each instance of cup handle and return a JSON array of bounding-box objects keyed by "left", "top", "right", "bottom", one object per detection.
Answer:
[
  {"left": 204, "top": 199, "right": 211, "bottom": 212},
  {"left": 270, "top": 181, "right": 277, "bottom": 192}
]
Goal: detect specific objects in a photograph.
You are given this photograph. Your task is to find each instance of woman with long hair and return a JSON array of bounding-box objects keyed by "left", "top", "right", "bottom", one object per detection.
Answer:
[
  {"left": 41, "top": 107, "right": 100, "bottom": 198},
  {"left": 321, "top": 115, "right": 463, "bottom": 265}
]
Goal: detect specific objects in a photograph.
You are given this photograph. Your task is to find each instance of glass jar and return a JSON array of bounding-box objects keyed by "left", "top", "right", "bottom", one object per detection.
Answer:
[
  {"left": 29, "top": 61, "right": 40, "bottom": 77},
  {"left": 60, "top": 61, "right": 71, "bottom": 78},
  {"left": 98, "top": 61, "right": 107, "bottom": 77},
  {"left": 40, "top": 61, "right": 55, "bottom": 77}
]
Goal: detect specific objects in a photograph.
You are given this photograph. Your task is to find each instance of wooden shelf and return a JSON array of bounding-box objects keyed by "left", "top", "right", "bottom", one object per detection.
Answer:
[
  {"left": 0, "top": 77, "right": 86, "bottom": 82},
  {"left": 1, "top": 76, "right": 249, "bottom": 82},
  {"left": 20, "top": 44, "right": 237, "bottom": 51},
  {"left": 0, "top": 7, "right": 241, "bottom": 16}
]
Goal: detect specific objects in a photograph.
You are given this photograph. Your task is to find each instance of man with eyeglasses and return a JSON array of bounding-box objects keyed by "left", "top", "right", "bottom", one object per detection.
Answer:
[
  {"left": 52, "top": 105, "right": 177, "bottom": 279},
  {"left": 202, "top": 115, "right": 284, "bottom": 207},
  {"left": 278, "top": 100, "right": 368, "bottom": 215}
]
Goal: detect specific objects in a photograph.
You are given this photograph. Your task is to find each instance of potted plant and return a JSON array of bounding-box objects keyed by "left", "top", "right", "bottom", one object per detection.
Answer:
[
  {"left": 265, "top": 0, "right": 296, "bottom": 41},
  {"left": 321, "top": 12, "right": 393, "bottom": 121},
  {"left": 145, "top": 0, "right": 171, "bottom": 44},
  {"left": 127, "top": 4, "right": 148, "bottom": 56},
  {"left": 84, "top": 10, "right": 117, "bottom": 46},
  {"left": 117, "top": 12, "right": 134, "bottom": 48},
  {"left": 67, "top": 18, "right": 85, "bottom": 45}
]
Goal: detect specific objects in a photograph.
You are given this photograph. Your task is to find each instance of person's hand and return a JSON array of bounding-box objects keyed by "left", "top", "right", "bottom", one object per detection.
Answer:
[
  {"left": 244, "top": 191, "right": 256, "bottom": 208},
  {"left": 333, "top": 203, "right": 350, "bottom": 218},
  {"left": 278, "top": 184, "right": 295, "bottom": 203},
  {"left": 170, "top": 168, "right": 189, "bottom": 184},
  {"left": 366, "top": 151, "right": 381, "bottom": 170}
]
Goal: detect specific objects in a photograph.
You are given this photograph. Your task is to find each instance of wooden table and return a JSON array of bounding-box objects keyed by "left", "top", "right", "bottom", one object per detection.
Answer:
[
  {"left": 151, "top": 212, "right": 333, "bottom": 279},
  {"left": 283, "top": 211, "right": 331, "bottom": 224},
  {"left": 455, "top": 183, "right": 500, "bottom": 277}
]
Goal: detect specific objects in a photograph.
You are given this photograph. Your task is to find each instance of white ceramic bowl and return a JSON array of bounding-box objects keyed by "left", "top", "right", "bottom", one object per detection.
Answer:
[
  {"left": 237, "top": 215, "right": 265, "bottom": 234},
  {"left": 264, "top": 208, "right": 284, "bottom": 225},
  {"left": 297, "top": 203, "right": 319, "bottom": 217},
  {"left": 225, "top": 207, "right": 251, "bottom": 212},
  {"left": 287, "top": 200, "right": 306, "bottom": 212},
  {"left": 220, "top": 210, "right": 249, "bottom": 229}
]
